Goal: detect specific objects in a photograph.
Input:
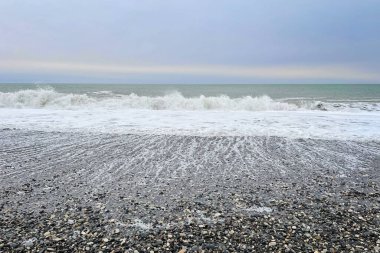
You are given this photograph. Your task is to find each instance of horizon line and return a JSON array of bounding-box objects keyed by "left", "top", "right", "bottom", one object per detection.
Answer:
[
  {"left": 0, "top": 60, "right": 379, "bottom": 82},
  {"left": 1, "top": 82, "right": 380, "bottom": 85}
]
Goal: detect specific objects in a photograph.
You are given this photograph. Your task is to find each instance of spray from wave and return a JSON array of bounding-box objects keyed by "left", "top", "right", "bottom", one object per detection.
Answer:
[
  {"left": 0, "top": 87, "right": 298, "bottom": 111},
  {"left": 0, "top": 87, "right": 378, "bottom": 112}
]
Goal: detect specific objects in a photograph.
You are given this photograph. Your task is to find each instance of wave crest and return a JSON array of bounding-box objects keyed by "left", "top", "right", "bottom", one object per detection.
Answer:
[
  {"left": 1, "top": 87, "right": 378, "bottom": 112},
  {"left": 0, "top": 88, "right": 302, "bottom": 111},
  {"left": 0, "top": 88, "right": 95, "bottom": 108}
]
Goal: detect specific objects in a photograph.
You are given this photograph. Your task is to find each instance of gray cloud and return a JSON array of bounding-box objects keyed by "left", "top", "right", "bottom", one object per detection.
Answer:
[{"left": 0, "top": 0, "right": 379, "bottom": 83}]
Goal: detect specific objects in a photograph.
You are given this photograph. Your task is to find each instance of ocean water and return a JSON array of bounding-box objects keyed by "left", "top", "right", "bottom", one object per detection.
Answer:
[{"left": 0, "top": 83, "right": 379, "bottom": 140}]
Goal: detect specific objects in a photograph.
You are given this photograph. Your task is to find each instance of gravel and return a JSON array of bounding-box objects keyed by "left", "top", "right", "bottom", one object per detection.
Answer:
[{"left": 1, "top": 129, "right": 379, "bottom": 252}]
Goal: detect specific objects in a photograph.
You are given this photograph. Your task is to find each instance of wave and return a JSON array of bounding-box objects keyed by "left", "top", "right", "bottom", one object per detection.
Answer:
[
  {"left": 0, "top": 88, "right": 96, "bottom": 108},
  {"left": 0, "top": 87, "right": 379, "bottom": 112}
]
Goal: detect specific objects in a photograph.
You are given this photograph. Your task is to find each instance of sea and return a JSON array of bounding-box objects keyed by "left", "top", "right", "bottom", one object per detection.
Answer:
[{"left": 0, "top": 83, "right": 379, "bottom": 140}]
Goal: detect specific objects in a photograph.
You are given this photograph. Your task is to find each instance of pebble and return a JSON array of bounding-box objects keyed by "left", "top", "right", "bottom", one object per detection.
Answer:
[
  {"left": 269, "top": 241, "right": 277, "bottom": 246},
  {"left": 22, "top": 238, "right": 36, "bottom": 247}
]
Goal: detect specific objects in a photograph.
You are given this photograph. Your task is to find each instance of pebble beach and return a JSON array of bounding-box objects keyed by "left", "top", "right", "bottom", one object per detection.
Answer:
[{"left": 1, "top": 129, "right": 379, "bottom": 252}]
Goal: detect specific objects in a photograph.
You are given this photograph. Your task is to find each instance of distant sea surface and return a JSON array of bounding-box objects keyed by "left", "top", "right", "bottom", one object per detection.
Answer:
[{"left": 1, "top": 83, "right": 380, "bottom": 140}]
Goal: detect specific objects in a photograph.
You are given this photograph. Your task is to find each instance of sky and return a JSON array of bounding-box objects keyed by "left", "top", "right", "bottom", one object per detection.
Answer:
[{"left": 0, "top": 0, "right": 379, "bottom": 84}]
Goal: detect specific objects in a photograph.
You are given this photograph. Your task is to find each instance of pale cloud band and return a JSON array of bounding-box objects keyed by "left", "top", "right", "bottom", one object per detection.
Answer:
[{"left": 0, "top": 60, "right": 379, "bottom": 81}]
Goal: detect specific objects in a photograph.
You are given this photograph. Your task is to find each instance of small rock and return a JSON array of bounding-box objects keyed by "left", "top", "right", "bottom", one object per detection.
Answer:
[
  {"left": 22, "top": 238, "right": 36, "bottom": 247},
  {"left": 52, "top": 236, "right": 62, "bottom": 241}
]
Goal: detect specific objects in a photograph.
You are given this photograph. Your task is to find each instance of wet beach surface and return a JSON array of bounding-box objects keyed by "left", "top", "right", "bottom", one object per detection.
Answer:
[{"left": 1, "top": 129, "right": 380, "bottom": 252}]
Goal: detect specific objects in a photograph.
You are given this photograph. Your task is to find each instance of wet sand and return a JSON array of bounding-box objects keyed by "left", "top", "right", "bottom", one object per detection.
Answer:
[{"left": 1, "top": 129, "right": 380, "bottom": 252}]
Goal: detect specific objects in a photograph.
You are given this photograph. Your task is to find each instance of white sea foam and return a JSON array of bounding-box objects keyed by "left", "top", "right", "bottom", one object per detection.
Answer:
[
  {"left": 0, "top": 88, "right": 302, "bottom": 111},
  {"left": 1, "top": 107, "right": 379, "bottom": 140},
  {"left": 0, "top": 88, "right": 95, "bottom": 108},
  {"left": 246, "top": 206, "right": 273, "bottom": 213},
  {"left": 129, "top": 219, "right": 153, "bottom": 230},
  {"left": 1, "top": 88, "right": 379, "bottom": 112},
  {"left": 1, "top": 88, "right": 379, "bottom": 140}
]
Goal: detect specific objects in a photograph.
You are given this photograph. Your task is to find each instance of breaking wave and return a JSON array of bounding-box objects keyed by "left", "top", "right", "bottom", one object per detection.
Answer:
[{"left": 0, "top": 87, "right": 378, "bottom": 112}]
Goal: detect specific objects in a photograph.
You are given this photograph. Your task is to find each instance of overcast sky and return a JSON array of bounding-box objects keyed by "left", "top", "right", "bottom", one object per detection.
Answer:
[{"left": 0, "top": 0, "right": 379, "bottom": 83}]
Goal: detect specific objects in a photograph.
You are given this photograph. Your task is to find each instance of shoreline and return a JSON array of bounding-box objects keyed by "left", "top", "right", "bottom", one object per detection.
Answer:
[{"left": 1, "top": 129, "right": 379, "bottom": 252}]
